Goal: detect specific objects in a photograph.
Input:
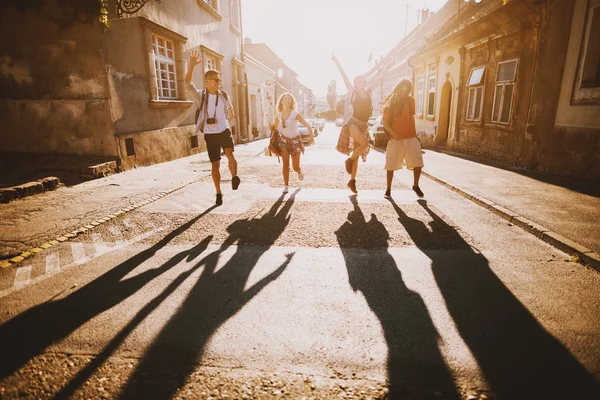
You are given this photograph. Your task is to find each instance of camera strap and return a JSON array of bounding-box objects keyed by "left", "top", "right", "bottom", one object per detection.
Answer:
[{"left": 201, "top": 90, "right": 220, "bottom": 131}]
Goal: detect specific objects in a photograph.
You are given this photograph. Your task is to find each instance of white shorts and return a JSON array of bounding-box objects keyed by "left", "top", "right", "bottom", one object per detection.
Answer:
[{"left": 385, "top": 137, "right": 424, "bottom": 171}]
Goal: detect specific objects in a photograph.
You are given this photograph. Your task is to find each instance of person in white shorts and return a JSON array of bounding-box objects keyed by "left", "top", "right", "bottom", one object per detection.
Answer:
[{"left": 380, "top": 79, "right": 424, "bottom": 199}]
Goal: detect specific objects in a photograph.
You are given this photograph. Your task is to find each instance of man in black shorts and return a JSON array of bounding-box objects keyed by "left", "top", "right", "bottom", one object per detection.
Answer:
[{"left": 185, "top": 50, "right": 240, "bottom": 206}]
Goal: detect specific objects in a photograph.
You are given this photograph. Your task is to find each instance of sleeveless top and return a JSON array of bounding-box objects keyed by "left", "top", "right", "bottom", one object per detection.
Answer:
[
  {"left": 351, "top": 91, "right": 372, "bottom": 122},
  {"left": 279, "top": 110, "right": 299, "bottom": 138}
]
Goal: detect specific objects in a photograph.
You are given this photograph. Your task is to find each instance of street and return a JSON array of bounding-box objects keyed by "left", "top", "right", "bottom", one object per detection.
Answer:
[{"left": 1, "top": 124, "right": 599, "bottom": 400}]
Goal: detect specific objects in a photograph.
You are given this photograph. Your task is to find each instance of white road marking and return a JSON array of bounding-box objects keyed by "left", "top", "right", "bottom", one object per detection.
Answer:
[
  {"left": 71, "top": 243, "right": 87, "bottom": 265},
  {"left": 45, "top": 253, "right": 60, "bottom": 275},
  {"left": 14, "top": 266, "right": 32, "bottom": 288}
]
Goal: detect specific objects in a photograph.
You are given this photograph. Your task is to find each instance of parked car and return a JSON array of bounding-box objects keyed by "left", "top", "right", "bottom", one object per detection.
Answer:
[
  {"left": 316, "top": 119, "right": 325, "bottom": 131},
  {"left": 299, "top": 124, "right": 314, "bottom": 144},
  {"left": 308, "top": 119, "right": 320, "bottom": 137},
  {"left": 371, "top": 116, "right": 389, "bottom": 148},
  {"left": 367, "top": 117, "right": 377, "bottom": 144}
]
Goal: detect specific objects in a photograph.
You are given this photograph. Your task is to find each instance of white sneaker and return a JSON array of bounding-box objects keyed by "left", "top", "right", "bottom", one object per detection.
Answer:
[
  {"left": 297, "top": 171, "right": 304, "bottom": 181},
  {"left": 283, "top": 185, "right": 289, "bottom": 193}
]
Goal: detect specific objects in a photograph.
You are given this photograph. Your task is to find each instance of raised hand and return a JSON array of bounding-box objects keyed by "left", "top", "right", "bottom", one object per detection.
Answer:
[
  {"left": 331, "top": 52, "right": 339, "bottom": 64},
  {"left": 189, "top": 50, "right": 202, "bottom": 68}
]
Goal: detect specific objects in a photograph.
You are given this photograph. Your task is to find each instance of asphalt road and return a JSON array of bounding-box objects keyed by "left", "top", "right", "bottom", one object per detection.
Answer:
[{"left": 1, "top": 124, "right": 599, "bottom": 400}]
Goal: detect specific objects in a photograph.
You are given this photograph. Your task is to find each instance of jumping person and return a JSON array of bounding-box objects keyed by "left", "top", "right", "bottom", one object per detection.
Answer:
[
  {"left": 185, "top": 50, "right": 240, "bottom": 206},
  {"left": 331, "top": 53, "right": 372, "bottom": 195},
  {"left": 380, "top": 79, "right": 424, "bottom": 199},
  {"left": 270, "top": 92, "right": 315, "bottom": 194}
]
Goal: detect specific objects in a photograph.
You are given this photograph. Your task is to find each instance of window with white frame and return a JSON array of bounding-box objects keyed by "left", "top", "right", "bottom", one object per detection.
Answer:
[
  {"left": 205, "top": 56, "right": 217, "bottom": 71},
  {"left": 427, "top": 75, "right": 436, "bottom": 117},
  {"left": 416, "top": 78, "right": 424, "bottom": 115},
  {"left": 491, "top": 59, "right": 518, "bottom": 124},
  {"left": 466, "top": 66, "right": 485, "bottom": 121},
  {"left": 230, "top": 0, "right": 241, "bottom": 29},
  {"left": 152, "top": 34, "right": 178, "bottom": 100},
  {"left": 203, "top": 0, "right": 218, "bottom": 8},
  {"left": 573, "top": 0, "right": 600, "bottom": 102}
]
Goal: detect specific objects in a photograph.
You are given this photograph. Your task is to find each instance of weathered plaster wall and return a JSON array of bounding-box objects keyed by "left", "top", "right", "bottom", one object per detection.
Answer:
[
  {"left": 102, "top": 0, "right": 244, "bottom": 167},
  {"left": 526, "top": 0, "right": 600, "bottom": 181},
  {"left": 412, "top": 46, "right": 461, "bottom": 147},
  {"left": 246, "top": 56, "right": 276, "bottom": 138},
  {"left": 452, "top": 1, "right": 539, "bottom": 165},
  {"left": 117, "top": 126, "right": 199, "bottom": 170},
  {"left": 555, "top": 0, "right": 600, "bottom": 128},
  {"left": 0, "top": 2, "right": 116, "bottom": 156}
]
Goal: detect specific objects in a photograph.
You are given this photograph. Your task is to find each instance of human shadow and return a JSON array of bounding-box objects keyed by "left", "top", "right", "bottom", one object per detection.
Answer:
[
  {"left": 335, "top": 197, "right": 459, "bottom": 400},
  {"left": 390, "top": 199, "right": 600, "bottom": 399},
  {"left": 0, "top": 206, "right": 218, "bottom": 380},
  {"left": 117, "top": 190, "right": 300, "bottom": 399}
]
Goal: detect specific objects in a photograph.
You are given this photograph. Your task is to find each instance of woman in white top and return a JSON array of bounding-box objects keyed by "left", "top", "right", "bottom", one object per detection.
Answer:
[{"left": 270, "top": 93, "right": 315, "bottom": 193}]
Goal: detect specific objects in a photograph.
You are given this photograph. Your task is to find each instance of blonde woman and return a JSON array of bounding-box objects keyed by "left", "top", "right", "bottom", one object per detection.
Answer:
[
  {"left": 331, "top": 53, "right": 372, "bottom": 195},
  {"left": 270, "top": 93, "right": 315, "bottom": 193}
]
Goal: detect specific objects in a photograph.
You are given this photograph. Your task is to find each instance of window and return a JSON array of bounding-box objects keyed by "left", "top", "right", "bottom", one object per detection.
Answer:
[
  {"left": 152, "top": 34, "right": 178, "bottom": 100},
  {"left": 206, "top": 56, "right": 217, "bottom": 71},
  {"left": 230, "top": 0, "right": 241, "bottom": 29},
  {"left": 491, "top": 59, "right": 518, "bottom": 124},
  {"left": 427, "top": 75, "right": 436, "bottom": 117},
  {"left": 573, "top": 0, "right": 600, "bottom": 102},
  {"left": 466, "top": 66, "right": 485, "bottom": 121},
  {"left": 416, "top": 78, "right": 424, "bottom": 115},
  {"left": 125, "top": 138, "right": 135, "bottom": 156}
]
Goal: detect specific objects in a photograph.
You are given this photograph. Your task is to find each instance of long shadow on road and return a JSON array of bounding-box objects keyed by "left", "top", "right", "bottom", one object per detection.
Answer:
[
  {"left": 335, "top": 197, "right": 459, "bottom": 400},
  {"left": 390, "top": 199, "right": 600, "bottom": 399},
  {"left": 116, "top": 190, "right": 299, "bottom": 399},
  {"left": 0, "top": 206, "right": 218, "bottom": 381}
]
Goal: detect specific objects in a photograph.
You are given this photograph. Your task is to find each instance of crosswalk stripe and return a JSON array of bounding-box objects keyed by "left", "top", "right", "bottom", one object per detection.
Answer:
[
  {"left": 14, "top": 266, "right": 32, "bottom": 287},
  {"left": 71, "top": 243, "right": 87, "bottom": 265},
  {"left": 45, "top": 253, "right": 60, "bottom": 275}
]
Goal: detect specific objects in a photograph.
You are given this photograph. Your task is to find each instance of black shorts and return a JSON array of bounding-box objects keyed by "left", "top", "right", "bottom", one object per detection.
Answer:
[{"left": 204, "top": 129, "right": 234, "bottom": 162}]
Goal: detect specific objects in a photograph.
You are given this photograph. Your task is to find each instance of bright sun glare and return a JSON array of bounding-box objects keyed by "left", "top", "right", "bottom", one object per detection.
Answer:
[{"left": 243, "top": 0, "right": 448, "bottom": 97}]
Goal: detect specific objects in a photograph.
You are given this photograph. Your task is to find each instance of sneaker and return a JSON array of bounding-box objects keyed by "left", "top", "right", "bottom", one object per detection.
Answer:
[
  {"left": 215, "top": 193, "right": 223, "bottom": 205},
  {"left": 347, "top": 179, "right": 358, "bottom": 194},
  {"left": 283, "top": 185, "right": 289, "bottom": 194},
  {"left": 345, "top": 157, "right": 354, "bottom": 174},
  {"left": 297, "top": 171, "right": 304, "bottom": 181},
  {"left": 232, "top": 176, "right": 241, "bottom": 190},
  {"left": 384, "top": 189, "right": 391, "bottom": 199},
  {"left": 412, "top": 185, "right": 424, "bottom": 197}
]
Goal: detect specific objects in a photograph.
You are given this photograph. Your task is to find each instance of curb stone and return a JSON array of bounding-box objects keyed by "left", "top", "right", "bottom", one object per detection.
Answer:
[
  {"left": 422, "top": 171, "right": 600, "bottom": 273},
  {"left": 1, "top": 148, "right": 264, "bottom": 269}
]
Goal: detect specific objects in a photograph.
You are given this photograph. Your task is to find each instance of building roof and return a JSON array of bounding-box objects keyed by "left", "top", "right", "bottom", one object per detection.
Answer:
[{"left": 244, "top": 42, "right": 299, "bottom": 77}]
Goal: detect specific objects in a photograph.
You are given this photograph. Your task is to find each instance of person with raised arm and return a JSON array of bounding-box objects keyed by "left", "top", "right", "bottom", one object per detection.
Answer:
[
  {"left": 331, "top": 53, "right": 372, "bottom": 195},
  {"left": 185, "top": 50, "right": 240, "bottom": 206}
]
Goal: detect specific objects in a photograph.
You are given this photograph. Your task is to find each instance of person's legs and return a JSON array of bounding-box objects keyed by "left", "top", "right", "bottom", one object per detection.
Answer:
[
  {"left": 281, "top": 146, "right": 291, "bottom": 188},
  {"left": 413, "top": 167, "right": 422, "bottom": 187},
  {"left": 291, "top": 152, "right": 303, "bottom": 180},
  {"left": 220, "top": 130, "right": 240, "bottom": 190},
  {"left": 387, "top": 170, "right": 394, "bottom": 191},
  {"left": 205, "top": 134, "right": 223, "bottom": 204},
  {"left": 346, "top": 125, "right": 367, "bottom": 194},
  {"left": 405, "top": 137, "right": 424, "bottom": 197}
]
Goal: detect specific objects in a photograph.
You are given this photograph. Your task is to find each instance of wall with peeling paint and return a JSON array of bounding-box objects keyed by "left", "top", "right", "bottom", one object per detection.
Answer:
[{"left": 0, "top": 3, "right": 117, "bottom": 157}]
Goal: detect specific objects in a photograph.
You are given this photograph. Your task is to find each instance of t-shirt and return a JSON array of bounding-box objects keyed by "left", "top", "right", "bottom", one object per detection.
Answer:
[
  {"left": 185, "top": 81, "right": 233, "bottom": 134},
  {"left": 352, "top": 92, "right": 372, "bottom": 122},
  {"left": 382, "top": 96, "right": 416, "bottom": 140},
  {"left": 279, "top": 110, "right": 299, "bottom": 138}
]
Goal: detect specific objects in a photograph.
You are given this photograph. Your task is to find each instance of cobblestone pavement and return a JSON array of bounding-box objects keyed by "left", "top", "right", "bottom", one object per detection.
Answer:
[{"left": 1, "top": 125, "right": 599, "bottom": 399}]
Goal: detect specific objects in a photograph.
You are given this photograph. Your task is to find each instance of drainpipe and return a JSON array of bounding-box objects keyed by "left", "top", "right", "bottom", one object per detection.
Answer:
[{"left": 238, "top": 1, "right": 250, "bottom": 142}]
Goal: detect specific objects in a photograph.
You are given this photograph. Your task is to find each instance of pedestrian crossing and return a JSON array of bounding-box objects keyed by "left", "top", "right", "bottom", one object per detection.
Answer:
[{"left": 0, "top": 215, "right": 171, "bottom": 297}]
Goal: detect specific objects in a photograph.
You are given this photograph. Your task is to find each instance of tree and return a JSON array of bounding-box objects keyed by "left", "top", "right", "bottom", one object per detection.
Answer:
[{"left": 327, "top": 79, "right": 337, "bottom": 110}]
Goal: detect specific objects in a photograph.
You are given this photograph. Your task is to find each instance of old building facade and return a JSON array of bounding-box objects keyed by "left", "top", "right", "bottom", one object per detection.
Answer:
[
  {"left": 0, "top": 0, "right": 250, "bottom": 170},
  {"left": 407, "top": 0, "right": 599, "bottom": 181}
]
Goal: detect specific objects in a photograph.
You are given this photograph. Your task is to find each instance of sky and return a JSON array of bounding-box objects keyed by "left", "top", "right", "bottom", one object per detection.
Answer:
[{"left": 242, "top": 0, "right": 448, "bottom": 97}]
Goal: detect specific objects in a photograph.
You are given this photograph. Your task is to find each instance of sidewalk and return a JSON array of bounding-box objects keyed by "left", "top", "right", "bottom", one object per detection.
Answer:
[
  {"left": 0, "top": 139, "right": 269, "bottom": 261},
  {"left": 421, "top": 149, "right": 600, "bottom": 269}
]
